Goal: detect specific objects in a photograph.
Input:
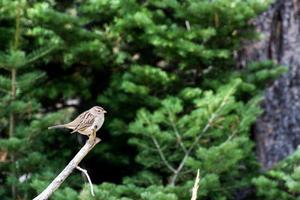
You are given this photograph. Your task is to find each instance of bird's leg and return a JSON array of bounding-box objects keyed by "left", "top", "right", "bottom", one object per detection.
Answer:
[
  {"left": 88, "top": 125, "right": 101, "bottom": 146},
  {"left": 89, "top": 128, "right": 96, "bottom": 142},
  {"left": 91, "top": 128, "right": 96, "bottom": 140},
  {"left": 87, "top": 128, "right": 97, "bottom": 145}
]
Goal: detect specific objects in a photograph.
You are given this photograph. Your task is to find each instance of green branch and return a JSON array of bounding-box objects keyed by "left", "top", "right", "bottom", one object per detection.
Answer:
[{"left": 169, "top": 84, "right": 237, "bottom": 185}]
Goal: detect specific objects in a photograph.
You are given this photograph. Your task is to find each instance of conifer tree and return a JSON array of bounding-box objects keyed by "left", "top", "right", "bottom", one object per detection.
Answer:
[
  {"left": 0, "top": 1, "right": 68, "bottom": 199},
  {"left": 253, "top": 147, "right": 300, "bottom": 200},
  {"left": 0, "top": 0, "right": 289, "bottom": 200}
]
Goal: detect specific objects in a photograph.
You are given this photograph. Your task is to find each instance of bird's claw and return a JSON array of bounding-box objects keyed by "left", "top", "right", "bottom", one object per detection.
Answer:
[{"left": 88, "top": 128, "right": 98, "bottom": 145}]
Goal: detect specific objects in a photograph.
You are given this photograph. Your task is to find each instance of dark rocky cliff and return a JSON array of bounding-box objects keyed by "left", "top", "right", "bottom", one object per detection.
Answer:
[{"left": 241, "top": 0, "right": 300, "bottom": 169}]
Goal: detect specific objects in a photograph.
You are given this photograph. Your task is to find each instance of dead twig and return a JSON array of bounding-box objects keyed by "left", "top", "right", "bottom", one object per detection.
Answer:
[
  {"left": 191, "top": 169, "right": 200, "bottom": 200},
  {"left": 76, "top": 166, "right": 95, "bottom": 197},
  {"left": 33, "top": 137, "right": 100, "bottom": 200}
]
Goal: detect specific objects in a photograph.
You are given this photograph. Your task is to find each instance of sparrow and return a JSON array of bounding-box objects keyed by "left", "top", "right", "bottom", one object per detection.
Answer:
[{"left": 48, "top": 106, "right": 106, "bottom": 138}]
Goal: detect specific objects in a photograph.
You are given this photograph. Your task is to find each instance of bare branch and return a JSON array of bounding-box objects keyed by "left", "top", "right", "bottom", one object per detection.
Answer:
[
  {"left": 167, "top": 109, "right": 187, "bottom": 154},
  {"left": 33, "top": 137, "right": 100, "bottom": 200},
  {"left": 151, "top": 136, "right": 176, "bottom": 173},
  {"left": 139, "top": 111, "right": 176, "bottom": 173},
  {"left": 185, "top": 20, "right": 191, "bottom": 31},
  {"left": 191, "top": 169, "right": 200, "bottom": 200},
  {"left": 76, "top": 166, "right": 95, "bottom": 197}
]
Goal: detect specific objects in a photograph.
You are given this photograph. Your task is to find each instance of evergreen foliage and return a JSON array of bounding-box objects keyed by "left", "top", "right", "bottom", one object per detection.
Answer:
[
  {"left": 253, "top": 147, "right": 300, "bottom": 200},
  {"left": 0, "top": 0, "right": 290, "bottom": 200}
]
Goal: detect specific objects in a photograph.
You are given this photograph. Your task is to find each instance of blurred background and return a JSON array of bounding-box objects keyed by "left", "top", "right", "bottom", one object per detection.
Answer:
[{"left": 1, "top": 0, "right": 299, "bottom": 199}]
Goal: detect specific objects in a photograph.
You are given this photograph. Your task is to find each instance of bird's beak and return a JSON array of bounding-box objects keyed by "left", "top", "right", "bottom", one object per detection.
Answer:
[{"left": 103, "top": 110, "right": 107, "bottom": 113}]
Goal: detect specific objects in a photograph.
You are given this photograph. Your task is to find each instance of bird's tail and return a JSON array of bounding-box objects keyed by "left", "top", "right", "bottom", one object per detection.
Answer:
[{"left": 48, "top": 124, "right": 65, "bottom": 129}]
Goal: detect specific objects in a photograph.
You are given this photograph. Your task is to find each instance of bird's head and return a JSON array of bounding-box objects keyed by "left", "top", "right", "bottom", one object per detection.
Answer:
[{"left": 90, "top": 106, "right": 107, "bottom": 115}]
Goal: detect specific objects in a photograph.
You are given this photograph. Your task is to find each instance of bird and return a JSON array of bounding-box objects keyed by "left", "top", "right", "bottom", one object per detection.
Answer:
[{"left": 48, "top": 106, "right": 106, "bottom": 138}]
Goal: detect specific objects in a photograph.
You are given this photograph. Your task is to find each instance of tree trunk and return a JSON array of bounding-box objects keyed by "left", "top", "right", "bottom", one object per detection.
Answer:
[{"left": 240, "top": 0, "right": 300, "bottom": 169}]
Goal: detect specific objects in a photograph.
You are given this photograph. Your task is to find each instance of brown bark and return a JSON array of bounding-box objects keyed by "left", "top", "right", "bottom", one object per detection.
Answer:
[{"left": 240, "top": 0, "right": 300, "bottom": 169}]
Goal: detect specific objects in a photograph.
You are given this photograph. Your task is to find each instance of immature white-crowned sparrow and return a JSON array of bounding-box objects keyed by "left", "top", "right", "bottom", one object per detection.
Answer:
[{"left": 48, "top": 106, "right": 106, "bottom": 138}]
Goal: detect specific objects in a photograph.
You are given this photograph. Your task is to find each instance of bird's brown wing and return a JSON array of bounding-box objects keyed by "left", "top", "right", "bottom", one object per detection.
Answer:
[{"left": 70, "top": 111, "right": 95, "bottom": 134}]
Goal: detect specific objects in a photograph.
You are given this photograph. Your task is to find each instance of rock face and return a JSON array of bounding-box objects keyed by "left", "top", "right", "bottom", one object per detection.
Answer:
[{"left": 241, "top": 0, "right": 300, "bottom": 169}]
